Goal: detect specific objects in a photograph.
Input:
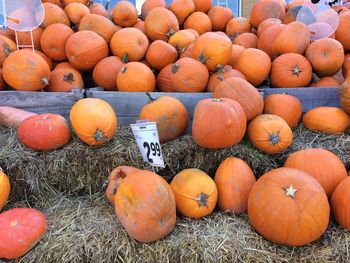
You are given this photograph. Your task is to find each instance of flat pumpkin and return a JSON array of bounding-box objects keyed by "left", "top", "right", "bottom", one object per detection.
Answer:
[
  {"left": 0, "top": 168, "right": 10, "bottom": 211},
  {"left": 331, "top": 176, "right": 350, "bottom": 230}
]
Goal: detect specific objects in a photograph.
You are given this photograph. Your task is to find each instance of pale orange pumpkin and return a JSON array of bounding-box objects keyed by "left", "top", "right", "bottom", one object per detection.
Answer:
[
  {"left": 112, "top": 1, "right": 138, "bottom": 27},
  {"left": 226, "top": 17, "right": 251, "bottom": 41},
  {"left": 233, "top": 33, "right": 258, "bottom": 48}
]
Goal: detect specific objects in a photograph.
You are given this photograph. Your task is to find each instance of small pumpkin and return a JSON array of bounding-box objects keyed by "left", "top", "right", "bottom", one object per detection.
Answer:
[
  {"left": 207, "top": 6, "right": 233, "bottom": 31},
  {"left": 141, "top": 0, "right": 166, "bottom": 19},
  {"left": 285, "top": 148, "right": 348, "bottom": 198},
  {"left": 214, "top": 157, "right": 256, "bottom": 214},
  {"left": 257, "top": 23, "right": 285, "bottom": 60},
  {"left": 302, "top": 107, "right": 350, "bottom": 134},
  {"left": 310, "top": 76, "right": 340, "bottom": 87},
  {"left": 233, "top": 32, "right": 258, "bottom": 48},
  {"left": 0, "top": 168, "right": 10, "bottom": 211},
  {"left": 228, "top": 45, "right": 245, "bottom": 69},
  {"left": 145, "top": 40, "right": 178, "bottom": 71},
  {"left": 17, "top": 114, "right": 71, "bottom": 151},
  {"left": 339, "top": 79, "right": 350, "bottom": 114},
  {"left": 331, "top": 176, "right": 350, "bottom": 230},
  {"left": 168, "top": 30, "right": 196, "bottom": 53},
  {"left": 112, "top": 1, "right": 138, "bottom": 27},
  {"left": 89, "top": 3, "right": 108, "bottom": 17},
  {"left": 248, "top": 114, "right": 293, "bottom": 154},
  {"left": 40, "top": 2, "right": 71, "bottom": 28},
  {"left": 335, "top": 12, "right": 350, "bottom": 51},
  {"left": 0, "top": 107, "right": 36, "bottom": 129},
  {"left": 115, "top": 170, "right": 176, "bottom": 243},
  {"left": 183, "top": 11, "right": 212, "bottom": 36},
  {"left": 70, "top": 98, "right": 117, "bottom": 146},
  {"left": 256, "top": 18, "right": 282, "bottom": 37},
  {"left": 250, "top": 0, "right": 285, "bottom": 29},
  {"left": 64, "top": 2, "right": 90, "bottom": 24},
  {"left": 105, "top": 166, "right": 140, "bottom": 205},
  {"left": 343, "top": 54, "right": 350, "bottom": 80},
  {"left": 0, "top": 36, "right": 17, "bottom": 67},
  {"left": 92, "top": 56, "right": 124, "bottom": 91},
  {"left": 46, "top": 68, "right": 83, "bottom": 92},
  {"left": 0, "top": 208, "right": 48, "bottom": 259},
  {"left": 192, "top": 98, "right": 246, "bottom": 149},
  {"left": 248, "top": 167, "right": 329, "bottom": 246},
  {"left": 170, "top": 168, "right": 218, "bottom": 218},
  {"left": 169, "top": 0, "right": 195, "bottom": 25},
  {"left": 226, "top": 17, "right": 251, "bottom": 41},
  {"left": 207, "top": 65, "right": 246, "bottom": 92}
]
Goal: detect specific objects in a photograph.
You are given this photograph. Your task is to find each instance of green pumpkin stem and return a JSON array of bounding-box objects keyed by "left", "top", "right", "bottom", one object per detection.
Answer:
[
  {"left": 122, "top": 53, "right": 129, "bottom": 63},
  {"left": 63, "top": 73, "right": 75, "bottom": 84},
  {"left": 193, "top": 192, "right": 209, "bottom": 207},
  {"left": 291, "top": 65, "right": 301, "bottom": 77},
  {"left": 41, "top": 77, "right": 49, "bottom": 86},
  {"left": 269, "top": 133, "right": 280, "bottom": 145},
  {"left": 94, "top": 129, "right": 110, "bottom": 142},
  {"left": 171, "top": 63, "right": 180, "bottom": 74}
]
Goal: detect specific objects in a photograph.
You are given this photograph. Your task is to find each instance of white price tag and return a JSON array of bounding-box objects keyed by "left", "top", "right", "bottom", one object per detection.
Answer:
[{"left": 131, "top": 121, "right": 165, "bottom": 168}]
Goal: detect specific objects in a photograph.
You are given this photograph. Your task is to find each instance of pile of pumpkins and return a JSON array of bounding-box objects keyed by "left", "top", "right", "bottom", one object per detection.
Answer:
[{"left": 0, "top": 0, "right": 350, "bottom": 92}]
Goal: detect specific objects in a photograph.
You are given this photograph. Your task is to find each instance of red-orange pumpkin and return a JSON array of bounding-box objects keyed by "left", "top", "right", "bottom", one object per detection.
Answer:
[
  {"left": 207, "top": 65, "right": 246, "bottom": 92},
  {"left": 256, "top": 17, "right": 282, "bottom": 37},
  {"left": 92, "top": 56, "right": 124, "bottom": 91},
  {"left": 331, "top": 176, "right": 350, "bottom": 230},
  {"left": 0, "top": 168, "right": 10, "bottom": 211},
  {"left": 46, "top": 68, "right": 83, "bottom": 92},
  {"left": 250, "top": 0, "right": 285, "bottom": 29},
  {"left": 233, "top": 32, "right": 258, "bottom": 48},
  {"left": 145, "top": 40, "right": 178, "bottom": 71},
  {"left": 141, "top": 0, "right": 166, "bottom": 19},
  {"left": 169, "top": 0, "right": 195, "bottom": 25},
  {"left": 183, "top": 11, "right": 212, "bottom": 35},
  {"left": 310, "top": 76, "right": 340, "bottom": 87},
  {"left": 193, "top": 0, "right": 212, "bottom": 12},
  {"left": 257, "top": 23, "right": 286, "bottom": 60},
  {"left": 207, "top": 6, "right": 233, "bottom": 31},
  {"left": 335, "top": 12, "right": 350, "bottom": 51},
  {"left": 112, "top": 1, "right": 138, "bottom": 27}
]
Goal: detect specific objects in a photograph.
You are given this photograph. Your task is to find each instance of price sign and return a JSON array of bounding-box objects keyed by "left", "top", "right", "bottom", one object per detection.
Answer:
[{"left": 131, "top": 121, "right": 165, "bottom": 168}]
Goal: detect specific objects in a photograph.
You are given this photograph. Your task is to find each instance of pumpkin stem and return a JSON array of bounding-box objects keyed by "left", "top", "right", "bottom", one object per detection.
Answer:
[
  {"left": 41, "top": 77, "right": 49, "bottom": 86},
  {"left": 4, "top": 47, "right": 12, "bottom": 56},
  {"left": 212, "top": 98, "right": 222, "bottom": 102},
  {"left": 269, "top": 133, "right": 280, "bottom": 145},
  {"left": 198, "top": 53, "right": 208, "bottom": 64},
  {"left": 63, "top": 73, "right": 74, "bottom": 84},
  {"left": 122, "top": 53, "right": 129, "bottom": 63},
  {"left": 171, "top": 63, "right": 179, "bottom": 74},
  {"left": 193, "top": 192, "right": 209, "bottom": 207},
  {"left": 180, "top": 45, "right": 188, "bottom": 55},
  {"left": 120, "top": 66, "right": 127, "bottom": 74},
  {"left": 166, "top": 28, "right": 176, "bottom": 38},
  {"left": 285, "top": 184, "right": 297, "bottom": 198},
  {"left": 145, "top": 92, "right": 156, "bottom": 102},
  {"left": 0, "top": 167, "right": 2, "bottom": 173},
  {"left": 94, "top": 129, "right": 110, "bottom": 142},
  {"left": 312, "top": 73, "right": 320, "bottom": 83},
  {"left": 291, "top": 65, "right": 301, "bottom": 77}
]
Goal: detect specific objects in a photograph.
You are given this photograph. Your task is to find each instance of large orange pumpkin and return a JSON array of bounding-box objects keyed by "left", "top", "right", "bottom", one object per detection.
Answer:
[
  {"left": 263, "top": 94, "right": 302, "bottom": 128},
  {"left": 40, "top": 3, "right": 71, "bottom": 28},
  {"left": 170, "top": 168, "right": 218, "bottom": 218},
  {"left": 169, "top": 0, "right": 195, "bottom": 25},
  {"left": 115, "top": 170, "right": 176, "bottom": 243},
  {"left": 226, "top": 17, "right": 251, "bottom": 41},
  {"left": 285, "top": 148, "right": 347, "bottom": 198},
  {"left": 0, "top": 168, "right": 10, "bottom": 211},
  {"left": 192, "top": 98, "right": 246, "bottom": 149},
  {"left": 141, "top": 0, "right": 166, "bottom": 19},
  {"left": 214, "top": 157, "right": 256, "bottom": 214},
  {"left": 64, "top": 2, "right": 90, "bottom": 24},
  {"left": 235, "top": 48, "right": 271, "bottom": 86},
  {"left": 66, "top": 31, "right": 109, "bottom": 71},
  {"left": 340, "top": 79, "right": 350, "bottom": 114},
  {"left": 250, "top": 0, "right": 285, "bottom": 29},
  {"left": 183, "top": 12, "right": 212, "bottom": 36},
  {"left": 207, "top": 6, "right": 233, "bottom": 31},
  {"left": 207, "top": 65, "right": 246, "bottom": 92},
  {"left": 145, "top": 40, "right": 178, "bottom": 71},
  {"left": 335, "top": 12, "right": 350, "bottom": 51},
  {"left": 46, "top": 67, "right": 83, "bottom": 92},
  {"left": 0, "top": 36, "right": 16, "bottom": 67},
  {"left": 112, "top": 1, "right": 138, "bottom": 27},
  {"left": 92, "top": 56, "right": 124, "bottom": 91},
  {"left": 139, "top": 95, "right": 189, "bottom": 142},
  {"left": 247, "top": 114, "right": 293, "bottom": 154},
  {"left": 257, "top": 23, "right": 285, "bottom": 60},
  {"left": 144, "top": 7, "right": 179, "bottom": 41},
  {"left": 331, "top": 176, "right": 350, "bottom": 230},
  {"left": 70, "top": 98, "right": 117, "bottom": 146},
  {"left": 157, "top": 57, "right": 209, "bottom": 92},
  {"left": 270, "top": 53, "right": 312, "bottom": 88},
  {"left": 214, "top": 77, "right": 264, "bottom": 121},
  {"left": 248, "top": 167, "right": 329, "bottom": 246},
  {"left": 302, "top": 107, "right": 350, "bottom": 134},
  {"left": 3, "top": 49, "right": 50, "bottom": 91}
]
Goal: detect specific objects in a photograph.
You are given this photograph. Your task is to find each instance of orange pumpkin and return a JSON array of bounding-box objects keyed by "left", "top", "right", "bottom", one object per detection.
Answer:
[
  {"left": 214, "top": 157, "right": 256, "bottom": 214},
  {"left": 22, "top": 49, "right": 53, "bottom": 70},
  {"left": 285, "top": 148, "right": 347, "bottom": 198},
  {"left": 112, "top": 1, "right": 138, "bottom": 27},
  {"left": 168, "top": 30, "right": 196, "bottom": 52},
  {"left": 92, "top": 56, "right": 124, "bottom": 91},
  {"left": 0, "top": 68, "right": 4, "bottom": 90},
  {"left": 310, "top": 76, "right": 340, "bottom": 87},
  {"left": 331, "top": 176, "right": 350, "bottom": 230},
  {"left": 66, "top": 31, "right": 109, "bottom": 71},
  {"left": 283, "top": 5, "right": 302, "bottom": 24},
  {"left": 114, "top": 170, "right": 176, "bottom": 243},
  {"left": 0, "top": 36, "right": 16, "bottom": 67},
  {"left": 0, "top": 168, "right": 10, "bottom": 211},
  {"left": 70, "top": 98, "right": 117, "bottom": 146},
  {"left": 186, "top": 28, "right": 199, "bottom": 38},
  {"left": 250, "top": 0, "right": 285, "bottom": 29},
  {"left": 116, "top": 62, "right": 155, "bottom": 92},
  {"left": 64, "top": 2, "right": 90, "bottom": 24},
  {"left": 157, "top": 57, "right": 209, "bottom": 92},
  {"left": 133, "top": 19, "right": 146, "bottom": 33},
  {"left": 263, "top": 94, "right": 302, "bottom": 128},
  {"left": 256, "top": 17, "right": 282, "bottom": 37},
  {"left": 145, "top": 7, "right": 179, "bottom": 41},
  {"left": 332, "top": 5, "right": 350, "bottom": 15},
  {"left": 225, "top": 17, "right": 251, "bottom": 41},
  {"left": 248, "top": 167, "right": 329, "bottom": 246},
  {"left": 16, "top": 27, "right": 42, "bottom": 51},
  {"left": 183, "top": 11, "right": 212, "bottom": 36},
  {"left": 207, "top": 6, "right": 233, "bottom": 31},
  {"left": 193, "top": 0, "right": 212, "bottom": 12},
  {"left": 3, "top": 49, "right": 50, "bottom": 91},
  {"left": 169, "top": 0, "right": 195, "bottom": 25},
  {"left": 106, "top": 166, "right": 140, "bottom": 205},
  {"left": 303, "top": 107, "right": 350, "bottom": 134},
  {"left": 62, "top": 0, "right": 89, "bottom": 6},
  {"left": 343, "top": 54, "right": 350, "bottom": 80},
  {"left": 340, "top": 79, "right": 350, "bottom": 114},
  {"left": 110, "top": 28, "right": 149, "bottom": 63},
  {"left": 235, "top": 48, "right": 271, "bottom": 86},
  {"left": 41, "top": 3, "right": 71, "bottom": 28},
  {"left": 214, "top": 77, "right": 264, "bottom": 121},
  {"left": 233, "top": 33, "right": 258, "bottom": 48},
  {"left": 257, "top": 23, "right": 286, "bottom": 60},
  {"left": 192, "top": 98, "right": 246, "bottom": 149},
  {"left": 270, "top": 53, "right": 312, "bottom": 88},
  {"left": 0, "top": 29, "right": 15, "bottom": 42},
  {"left": 228, "top": 44, "right": 245, "bottom": 68},
  {"left": 207, "top": 65, "right": 246, "bottom": 92},
  {"left": 89, "top": 3, "right": 108, "bottom": 17},
  {"left": 170, "top": 168, "right": 218, "bottom": 218},
  {"left": 248, "top": 114, "right": 293, "bottom": 154},
  {"left": 335, "top": 12, "right": 350, "bottom": 51},
  {"left": 141, "top": 0, "right": 166, "bottom": 19},
  {"left": 191, "top": 32, "right": 232, "bottom": 72},
  {"left": 46, "top": 67, "right": 83, "bottom": 92},
  {"left": 145, "top": 40, "right": 178, "bottom": 71},
  {"left": 54, "top": 61, "right": 76, "bottom": 70},
  {"left": 139, "top": 95, "right": 189, "bottom": 142},
  {"left": 40, "top": 23, "right": 74, "bottom": 61}
]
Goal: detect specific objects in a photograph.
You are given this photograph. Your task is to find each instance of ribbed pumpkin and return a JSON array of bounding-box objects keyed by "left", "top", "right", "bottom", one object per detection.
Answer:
[
  {"left": 270, "top": 53, "right": 312, "bottom": 88},
  {"left": 264, "top": 94, "right": 302, "bottom": 128},
  {"left": 40, "top": 24, "right": 74, "bottom": 61},
  {"left": 110, "top": 28, "right": 149, "bottom": 63},
  {"left": 170, "top": 168, "right": 218, "bottom": 218},
  {"left": 248, "top": 114, "right": 293, "bottom": 154},
  {"left": 169, "top": 0, "right": 195, "bottom": 25},
  {"left": 92, "top": 56, "right": 124, "bottom": 91},
  {"left": 303, "top": 107, "right": 350, "bottom": 134},
  {"left": 105, "top": 166, "right": 140, "bottom": 205},
  {"left": 331, "top": 176, "right": 350, "bottom": 230},
  {"left": 235, "top": 48, "right": 271, "bottom": 86},
  {"left": 192, "top": 98, "right": 246, "bottom": 149},
  {"left": 79, "top": 14, "right": 118, "bottom": 44},
  {"left": 89, "top": 3, "right": 108, "bottom": 17},
  {"left": 117, "top": 62, "right": 155, "bottom": 92},
  {"left": 256, "top": 18, "right": 282, "bottom": 37},
  {"left": 183, "top": 12, "right": 212, "bottom": 35},
  {"left": 46, "top": 68, "right": 83, "bottom": 92},
  {"left": 168, "top": 30, "right": 196, "bottom": 52},
  {"left": 139, "top": 95, "right": 188, "bottom": 142},
  {"left": 257, "top": 23, "right": 285, "bottom": 60},
  {"left": 64, "top": 2, "right": 90, "bottom": 24},
  {"left": 17, "top": 114, "right": 71, "bottom": 151},
  {"left": 66, "top": 31, "right": 108, "bottom": 71},
  {"left": 214, "top": 77, "right": 264, "bottom": 121},
  {"left": 40, "top": 3, "right": 71, "bottom": 28},
  {"left": 207, "top": 6, "right": 233, "bottom": 31},
  {"left": 0, "top": 168, "right": 10, "bottom": 211},
  {"left": 335, "top": 12, "right": 350, "bottom": 51},
  {"left": 112, "top": 1, "right": 138, "bottom": 27},
  {"left": 193, "top": 0, "right": 212, "bottom": 12},
  {"left": 226, "top": 17, "right": 251, "bottom": 41},
  {"left": 145, "top": 40, "right": 178, "bottom": 71},
  {"left": 3, "top": 49, "right": 50, "bottom": 91},
  {"left": 145, "top": 7, "right": 179, "bottom": 41},
  {"left": 141, "top": 0, "right": 166, "bottom": 19},
  {"left": 285, "top": 148, "right": 347, "bottom": 198},
  {"left": 228, "top": 44, "right": 245, "bottom": 68},
  {"left": 305, "top": 38, "right": 344, "bottom": 77},
  {"left": 248, "top": 167, "right": 329, "bottom": 246},
  {"left": 233, "top": 33, "right": 258, "bottom": 48},
  {"left": 272, "top": 21, "right": 310, "bottom": 55},
  {"left": 343, "top": 54, "right": 350, "bottom": 80},
  {"left": 157, "top": 57, "right": 209, "bottom": 92},
  {"left": 26, "top": 49, "right": 53, "bottom": 70},
  {"left": 250, "top": 0, "right": 285, "bottom": 29},
  {"left": 214, "top": 157, "right": 256, "bottom": 214},
  {"left": 70, "top": 98, "right": 117, "bottom": 146},
  {"left": 340, "top": 79, "right": 350, "bottom": 114},
  {"left": 191, "top": 32, "right": 232, "bottom": 72},
  {"left": 207, "top": 65, "right": 246, "bottom": 92},
  {"left": 16, "top": 27, "right": 43, "bottom": 51},
  {"left": 0, "top": 36, "right": 16, "bottom": 67},
  {"left": 310, "top": 76, "right": 340, "bottom": 87},
  {"left": 115, "top": 170, "right": 176, "bottom": 243}
]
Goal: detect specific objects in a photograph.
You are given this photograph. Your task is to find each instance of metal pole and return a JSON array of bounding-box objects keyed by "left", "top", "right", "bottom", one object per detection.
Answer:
[
  {"left": 2, "top": 0, "right": 6, "bottom": 28},
  {"left": 237, "top": 0, "right": 243, "bottom": 17}
]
